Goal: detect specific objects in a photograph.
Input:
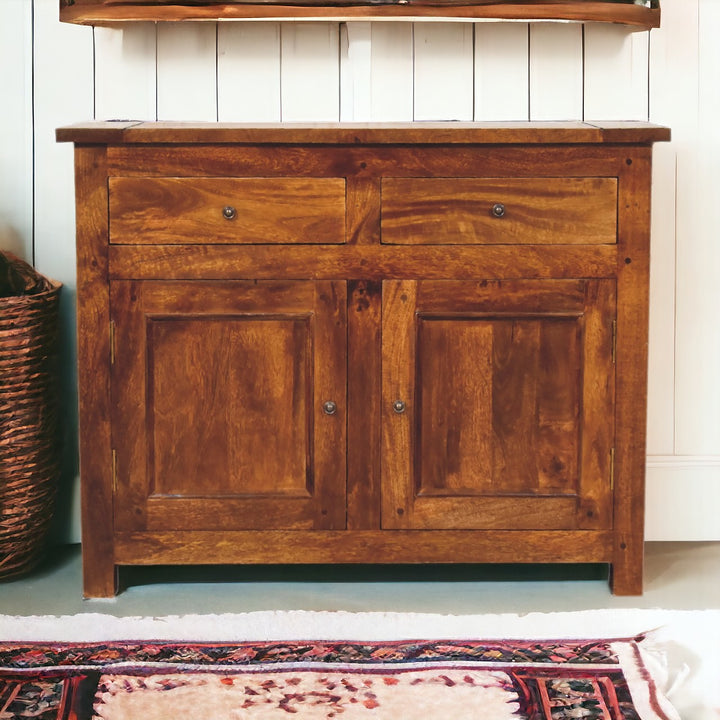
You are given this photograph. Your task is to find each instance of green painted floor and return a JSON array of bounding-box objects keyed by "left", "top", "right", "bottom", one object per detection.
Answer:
[{"left": 1, "top": 541, "right": 717, "bottom": 617}]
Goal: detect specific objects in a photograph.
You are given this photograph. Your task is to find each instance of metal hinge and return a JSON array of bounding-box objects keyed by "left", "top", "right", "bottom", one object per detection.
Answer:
[
  {"left": 610, "top": 447, "right": 616, "bottom": 491},
  {"left": 110, "top": 320, "right": 116, "bottom": 365},
  {"left": 111, "top": 449, "right": 118, "bottom": 495},
  {"left": 611, "top": 320, "right": 617, "bottom": 364}
]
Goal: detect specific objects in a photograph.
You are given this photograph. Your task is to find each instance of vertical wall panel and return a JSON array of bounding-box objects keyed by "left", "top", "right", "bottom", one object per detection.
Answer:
[
  {"left": 370, "top": 24, "right": 414, "bottom": 121},
  {"left": 0, "top": 0, "right": 33, "bottom": 262},
  {"left": 218, "top": 23, "right": 281, "bottom": 122},
  {"left": 674, "top": 0, "right": 720, "bottom": 454},
  {"left": 157, "top": 23, "right": 217, "bottom": 121},
  {"left": 341, "top": 22, "right": 372, "bottom": 121},
  {"left": 584, "top": 25, "right": 649, "bottom": 121},
  {"left": 474, "top": 23, "right": 529, "bottom": 121},
  {"left": 414, "top": 23, "right": 474, "bottom": 121},
  {"left": 529, "top": 23, "right": 583, "bottom": 121},
  {"left": 281, "top": 23, "right": 340, "bottom": 121},
  {"left": 95, "top": 24, "right": 157, "bottom": 121},
  {"left": 34, "top": 0, "right": 95, "bottom": 544},
  {"left": 646, "top": 0, "right": 693, "bottom": 456}
]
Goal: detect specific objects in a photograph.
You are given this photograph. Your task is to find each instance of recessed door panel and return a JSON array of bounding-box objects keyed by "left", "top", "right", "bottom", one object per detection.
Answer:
[
  {"left": 149, "top": 316, "right": 312, "bottom": 499},
  {"left": 111, "top": 280, "right": 346, "bottom": 532},
  {"left": 382, "top": 279, "right": 615, "bottom": 531}
]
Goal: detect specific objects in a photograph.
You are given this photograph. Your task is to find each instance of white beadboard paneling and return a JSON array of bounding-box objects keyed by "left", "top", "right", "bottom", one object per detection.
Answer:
[
  {"left": 218, "top": 23, "right": 281, "bottom": 122},
  {"left": 34, "top": 0, "right": 93, "bottom": 282},
  {"left": 474, "top": 23, "right": 529, "bottom": 122},
  {"left": 0, "top": 0, "right": 33, "bottom": 261},
  {"left": 674, "top": 0, "right": 720, "bottom": 455},
  {"left": 647, "top": 0, "right": 694, "bottom": 456},
  {"left": 157, "top": 23, "right": 217, "bottom": 121},
  {"left": 649, "top": 0, "right": 707, "bottom": 455},
  {"left": 281, "top": 23, "right": 340, "bottom": 122},
  {"left": 34, "top": 0, "right": 95, "bottom": 544},
  {"left": 646, "top": 458, "right": 720, "bottom": 540},
  {"left": 340, "top": 22, "right": 372, "bottom": 121},
  {"left": 369, "top": 23, "right": 414, "bottom": 122},
  {"left": 94, "top": 24, "right": 157, "bottom": 121},
  {"left": 584, "top": 24, "right": 648, "bottom": 121},
  {"left": 529, "top": 23, "right": 583, "bottom": 121},
  {"left": 414, "top": 23, "right": 474, "bottom": 122}
]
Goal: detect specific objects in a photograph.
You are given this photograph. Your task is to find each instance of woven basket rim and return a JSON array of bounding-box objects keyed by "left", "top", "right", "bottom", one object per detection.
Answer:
[{"left": 0, "top": 279, "right": 62, "bottom": 305}]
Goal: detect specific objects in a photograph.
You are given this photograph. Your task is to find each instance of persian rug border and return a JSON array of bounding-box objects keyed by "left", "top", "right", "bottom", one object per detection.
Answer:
[{"left": 0, "top": 635, "right": 679, "bottom": 720}]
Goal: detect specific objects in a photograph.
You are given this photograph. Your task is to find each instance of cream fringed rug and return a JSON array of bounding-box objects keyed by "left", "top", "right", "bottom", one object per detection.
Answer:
[{"left": 0, "top": 610, "right": 715, "bottom": 719}]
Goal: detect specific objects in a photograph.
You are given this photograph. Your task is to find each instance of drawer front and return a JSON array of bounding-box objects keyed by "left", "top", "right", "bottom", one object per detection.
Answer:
[
  {"left": 109, "top": 177, "right": 346, "bottom": 244},
  {"left": 381, "top": 177, "right": 617, "bottom": 245}
]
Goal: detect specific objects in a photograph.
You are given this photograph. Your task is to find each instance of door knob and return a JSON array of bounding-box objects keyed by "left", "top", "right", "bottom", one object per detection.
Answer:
[
  {"left": 392, "top": 400, "right": 406, "bottom": 414},
  {"left": 322, "top": 400, "right": 338, "bottom": 415}
]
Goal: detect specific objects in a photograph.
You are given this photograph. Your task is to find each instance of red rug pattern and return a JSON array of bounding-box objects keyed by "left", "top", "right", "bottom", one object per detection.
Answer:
[{"left": 0, "top": 637, "right": 670, "bottom": 719}]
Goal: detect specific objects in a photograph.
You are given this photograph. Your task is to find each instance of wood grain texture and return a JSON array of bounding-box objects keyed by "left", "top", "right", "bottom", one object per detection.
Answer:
[
  {"left": 74, "top": 146, "right": 117, "bottom": 598},
  {"left": 347, "top": 280, "right": 382, "bottom": 529},
  {"left": 109, "top": 177, "right": 346, "bottom": 244},
  {"left": 382, "top": 279, "right": 614, "bottom": 531},
  {"left": 110, "top": 280, "right": 347, "bottom": 533},
  {"left": 381, "top": 177, "right": 618, "bottom": 245},
  {"left": 114, "top": 529, "right": 615, "bottom": 565},
  {"left": 108, "top": 244, "right": 618, "bottom": 281},
  {"left": 62, "top": 124, "right": 669, "bottom": 595},
  {"left": 611, "top": 147, "right": 652, "bottom": 595},
  {"left": 57, "top": 121, "right": 671, "bottom": 146},
  {"left": 60, "top": 1, "right": 661, "bottom": 27},
  {"left": 576, "top": 280, "right": 616, "bottom": 531}
]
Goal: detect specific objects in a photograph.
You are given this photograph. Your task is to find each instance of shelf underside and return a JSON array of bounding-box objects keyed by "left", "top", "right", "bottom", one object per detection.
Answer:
[{"left": 60, "top": 1, "right": 660, "bottom": 28}]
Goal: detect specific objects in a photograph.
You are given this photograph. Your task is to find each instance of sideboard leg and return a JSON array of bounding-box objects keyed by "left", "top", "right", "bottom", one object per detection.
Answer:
[
  {"left": 609, "top": 545, "right": 644, "bottom": 596},
  {"left": 83, "top": 551, "right": 118, "bottom": 599}
]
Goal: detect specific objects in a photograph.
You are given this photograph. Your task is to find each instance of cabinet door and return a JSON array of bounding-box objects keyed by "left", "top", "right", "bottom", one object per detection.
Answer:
[
  {"left": 111, "top": 280, "right": 346, "bottom": 532},
  {"left": 382, "top": 279, "right": 615, "bottom": 531}
]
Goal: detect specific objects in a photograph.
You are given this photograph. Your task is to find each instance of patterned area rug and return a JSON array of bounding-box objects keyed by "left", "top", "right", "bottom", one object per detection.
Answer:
[{"left": 0, "top": 635, "right": 677, "bottom": 719}]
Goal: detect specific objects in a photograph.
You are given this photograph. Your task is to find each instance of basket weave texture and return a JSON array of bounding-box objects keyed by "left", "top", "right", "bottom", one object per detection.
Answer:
[{"left": 0, "top": 255, "right": 62, "bottom": 581}]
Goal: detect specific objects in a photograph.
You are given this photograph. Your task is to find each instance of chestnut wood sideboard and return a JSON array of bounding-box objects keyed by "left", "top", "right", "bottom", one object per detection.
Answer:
[{"left": 57, "top": 122, "right": 670, "bottom": 597}]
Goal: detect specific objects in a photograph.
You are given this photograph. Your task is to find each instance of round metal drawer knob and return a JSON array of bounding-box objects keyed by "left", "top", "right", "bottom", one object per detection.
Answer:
[
  {"left": 491, "top": 203, "right": 506, "bottom": 218},
  {"left": 393, "top": 400, "right": 406, "bottom": 414},
  {"left": 222, "top": 205, "right": 237, "bottom": 220},
  {"left": 323, "top": 400, "right": 338, "bottom": 415}
]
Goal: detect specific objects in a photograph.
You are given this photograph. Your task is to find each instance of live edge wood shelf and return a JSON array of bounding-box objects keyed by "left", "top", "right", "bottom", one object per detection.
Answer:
[
  {"left": 57, "top": 121, "right": 670, "bottom": 597},
  {"left": 59, "top": 1, "right": 660, "bottom": 27}
]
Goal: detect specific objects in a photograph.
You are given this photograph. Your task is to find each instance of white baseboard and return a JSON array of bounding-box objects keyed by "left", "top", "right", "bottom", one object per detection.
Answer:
[{"left": 645, "top": 456, "right": 720, "bottom": 541}]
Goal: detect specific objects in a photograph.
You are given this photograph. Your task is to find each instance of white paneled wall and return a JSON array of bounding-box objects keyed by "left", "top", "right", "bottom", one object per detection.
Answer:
[
  {"left": 1, "top": 0, "right": 719, "bottom": 542},
  {"left": 219, "top": 23, "right": 281, "bottom": 121},
  {"left": 0, "top": 0, "right": 33, "bottom": 262},
  {"left": 530, "top": 23, "right": 584, "bottom": 120}
]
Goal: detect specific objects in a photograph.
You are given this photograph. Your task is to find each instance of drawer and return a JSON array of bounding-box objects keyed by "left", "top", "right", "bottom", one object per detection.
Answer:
[
  {"left": 109, "top": 177, "right": 346, "bottom": 244},
  {"left": 381, "top": 177, "right": 617, "bottom": 245}
]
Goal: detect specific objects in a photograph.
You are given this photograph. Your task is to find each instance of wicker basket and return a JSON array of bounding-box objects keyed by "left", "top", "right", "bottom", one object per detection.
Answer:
[{"left": 0, "top": 261, "right": 62, "bottom": 581}]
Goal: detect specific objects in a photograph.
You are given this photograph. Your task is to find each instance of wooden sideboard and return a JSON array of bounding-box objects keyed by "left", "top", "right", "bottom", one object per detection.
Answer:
[{"left": 57, "top": 121, "right": 670, "bottom": 597}]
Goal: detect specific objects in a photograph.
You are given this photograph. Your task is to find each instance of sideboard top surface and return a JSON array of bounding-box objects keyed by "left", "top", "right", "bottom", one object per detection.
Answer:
[{"left": 56, "top": 121, "right": 671, "bottom": 146}]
